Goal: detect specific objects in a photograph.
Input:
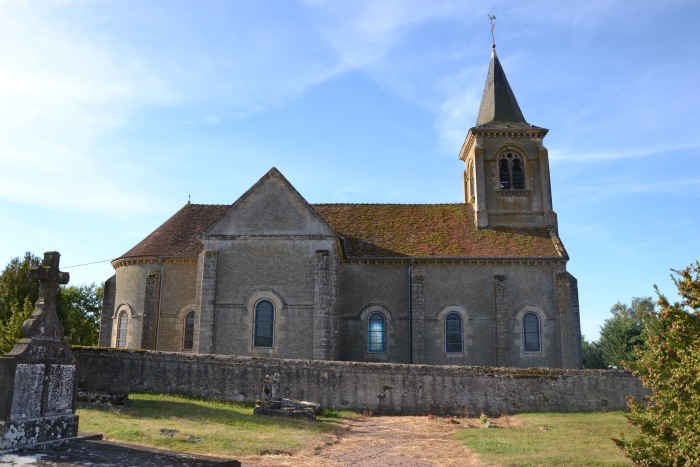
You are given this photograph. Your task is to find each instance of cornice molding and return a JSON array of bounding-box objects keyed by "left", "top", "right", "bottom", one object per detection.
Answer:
[
  {"left": 459, "top": 127, "right": 549, "bottom": 161},
  {"left": 112, "top": 256, "right": 197, "bottom": 269},
  {"left": 341, "top": 258, "right": 567, "bottom": 266}
]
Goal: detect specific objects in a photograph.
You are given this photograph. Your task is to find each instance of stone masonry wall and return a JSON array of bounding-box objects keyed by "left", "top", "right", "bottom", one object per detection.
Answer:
[
  {"left": 98, "top": 275, "right": 116, "bottom": 347},
  {"left": 74, "top": 347, "right": 645, "bottom": 416},
  {"left": 493, "top": 273, "right": 508, "bottom": 366}
]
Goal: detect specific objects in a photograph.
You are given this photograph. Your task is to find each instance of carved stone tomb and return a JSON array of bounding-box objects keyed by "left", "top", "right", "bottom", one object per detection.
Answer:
[{"left": 0, "top": 252, "right": 79, "bottom": 451}]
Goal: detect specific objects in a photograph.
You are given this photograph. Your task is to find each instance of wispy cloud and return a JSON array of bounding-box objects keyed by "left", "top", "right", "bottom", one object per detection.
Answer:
[
  {"left": 0, "top": 1, "right": 175, "bottom": 214},
  {"left": 552, "top": 140, "right": 700, "bottom": 163}
]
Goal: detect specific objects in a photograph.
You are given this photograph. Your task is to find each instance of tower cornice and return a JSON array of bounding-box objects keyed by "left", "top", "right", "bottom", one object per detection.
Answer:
[{"left": 459, "top": 126, "right": 549, "bottom": 161}]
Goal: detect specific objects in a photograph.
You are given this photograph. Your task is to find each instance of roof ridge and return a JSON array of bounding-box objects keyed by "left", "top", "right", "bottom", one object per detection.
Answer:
[
  {"left": 186, "top": 203, "right": 230, "bottom": 207},
  {"left": 312, "top": 202, "right": 467, "bottom": 207}
]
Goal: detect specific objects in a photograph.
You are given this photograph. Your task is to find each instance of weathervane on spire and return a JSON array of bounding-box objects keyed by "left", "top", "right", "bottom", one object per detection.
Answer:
[{"left": 488, "top": 14, "right": 496, "bottom": 47}]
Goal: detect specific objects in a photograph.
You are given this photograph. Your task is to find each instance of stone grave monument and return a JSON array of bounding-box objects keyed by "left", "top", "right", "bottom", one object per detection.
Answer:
[
  {"left": 0, "top": 251, "right": 79, "bottom": 451},
  {"left": 253, "top": 373, "right": 321, "bottom": 420}
]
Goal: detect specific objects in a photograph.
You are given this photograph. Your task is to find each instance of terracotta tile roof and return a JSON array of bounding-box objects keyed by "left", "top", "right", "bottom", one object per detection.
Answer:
[
  {"left": 313, "top": 203, "right": 562, "bottom": 258},
  {"left": 117, "top": 204, "right": 229, "bottom": 260},
  {"left": 116, "top": 203, "right": 563, "bottom": 262}
]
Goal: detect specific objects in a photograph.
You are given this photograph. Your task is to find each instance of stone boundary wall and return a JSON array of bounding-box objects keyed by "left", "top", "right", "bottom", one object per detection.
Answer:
[{"left": 74, "top": 347, "right": 645, "bottom": 416}]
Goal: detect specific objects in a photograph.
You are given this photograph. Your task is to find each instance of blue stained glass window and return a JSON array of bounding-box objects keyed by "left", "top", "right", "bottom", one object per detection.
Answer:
[
  {"left": 445, "top": 312, "right": 463, "bottom": 353},
  {"left": 254, "top": 300, "right": 274, "bottom": 348},
  {"left": 368, "top": 312, "right": 386, "bottom": 353},
  {"left": 523, "top": 312, "right": 540, "bottom": 352}
]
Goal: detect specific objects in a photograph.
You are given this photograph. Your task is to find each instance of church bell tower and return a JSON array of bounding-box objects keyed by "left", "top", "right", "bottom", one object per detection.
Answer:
[{"left": 459, "top": 43, "right": 557, "bottom": 230}]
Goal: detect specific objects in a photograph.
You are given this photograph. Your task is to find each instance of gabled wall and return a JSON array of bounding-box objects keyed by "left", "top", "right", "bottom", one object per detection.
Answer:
[{"left": 195, "top": 168, "right": 340, "bottom": 360}]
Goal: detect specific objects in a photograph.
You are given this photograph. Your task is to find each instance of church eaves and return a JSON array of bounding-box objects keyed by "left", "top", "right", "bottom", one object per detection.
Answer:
[{"left": 475, "top": 46, "right": 529, "bottom": 128}]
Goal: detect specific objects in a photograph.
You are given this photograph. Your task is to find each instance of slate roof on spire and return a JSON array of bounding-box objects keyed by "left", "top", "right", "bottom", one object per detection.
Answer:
[{"left": 475, "top": 46, "right": 531, "bottom": 128}]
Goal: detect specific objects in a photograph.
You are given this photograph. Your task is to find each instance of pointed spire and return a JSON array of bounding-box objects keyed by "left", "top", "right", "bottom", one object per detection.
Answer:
[{"left": 475, "top": 45, "right": 528, "bottom": 127}]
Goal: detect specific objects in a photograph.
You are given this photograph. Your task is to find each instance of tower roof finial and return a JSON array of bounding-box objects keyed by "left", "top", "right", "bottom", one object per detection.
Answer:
[{"left": 475, "top": 16, "right": 530, "bottom": 128}]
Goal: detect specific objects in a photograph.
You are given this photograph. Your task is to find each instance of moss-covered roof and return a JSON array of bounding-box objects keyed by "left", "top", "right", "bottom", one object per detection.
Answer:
[
  {"left": 313, "top": 203, "right": 561, "bottom": 258},
  {"left": 117, "top": 204, "right": 229, "bottom": 260},
  {"left": 116, "top": 202, "right": 563, "bottom": 262}
]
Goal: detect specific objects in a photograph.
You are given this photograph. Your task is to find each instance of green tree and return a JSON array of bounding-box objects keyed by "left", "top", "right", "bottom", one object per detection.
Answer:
[
  {"left": 0, "top": 299, "right": 34, "bottom": 354},
  {"left": 581, "top": 336, "right": 605, "bottom": 369},
  {"left": 597, "top": 297, "right": 656, "bottom": 368},
  {"left": 615, "top": 262, "right": 700, "bottom": 465},
  {"left": 0, "top": 252, "right": 41, "bottom": 322},
  {"left": 57, "top": 283, "right": 103, "bottom": 346}
]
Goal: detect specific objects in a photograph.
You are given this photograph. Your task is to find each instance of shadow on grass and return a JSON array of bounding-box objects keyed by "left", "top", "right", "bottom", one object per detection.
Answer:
[{"left": 114, "top": 395, "right": 352, "bottom": 432}]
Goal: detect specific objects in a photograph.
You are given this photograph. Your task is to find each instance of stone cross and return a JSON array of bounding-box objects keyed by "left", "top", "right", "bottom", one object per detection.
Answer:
[
  {"left": 22, "top": 251, "right": 70, "bottom": 341},
  {"left": 1, "top": 251, "right": 78, "bottom": 452}
]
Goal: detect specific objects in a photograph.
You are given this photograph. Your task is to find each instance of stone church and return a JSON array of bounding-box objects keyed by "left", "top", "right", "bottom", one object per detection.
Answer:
[{"left": 99, "top": 45, "right": 583, "bottom": 369}]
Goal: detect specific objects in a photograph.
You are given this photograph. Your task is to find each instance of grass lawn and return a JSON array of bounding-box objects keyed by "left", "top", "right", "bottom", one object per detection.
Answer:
[
  {"left": 77, "top": 393, "right": 354, "bottom": 459},
  {"left": 454, "top": 412, "right": 634, "bottom": 466}
]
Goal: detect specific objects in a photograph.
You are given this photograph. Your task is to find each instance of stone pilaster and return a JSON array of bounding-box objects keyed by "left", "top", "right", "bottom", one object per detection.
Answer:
[
  {"left": 194, "top": 250, "right": 218, "bottom": 355},
  {"left": 411, "top": 269, "right": 425, "bottom": 364},
  {"left": 141, "top": 269, "right": 161, "bottom": 350},
  {"left": 493, "top": 274, "right": 509, "bottom": 366},
  {"left": 313, "top": 250, "right": 339, "bottom": 361},
  {"left": 98, "top": 275, "right": 116, "bottom": 347},
  {"left": 556, "top": 272, "right": 582, "bottom": 369},
  {"left": 473, "top": 143, "right": 489, "bottom": 227}
]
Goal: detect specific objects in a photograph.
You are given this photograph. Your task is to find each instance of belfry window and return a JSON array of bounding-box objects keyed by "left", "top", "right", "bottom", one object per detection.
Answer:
[
  {"left": 445, "top": 312, "right": 463, "bottom": 353},
  {"left": 254, "top": 300, "right": 274, "bottom": 347},
  {"left": 499, "top": 159, "right": 511, "bottom": 189},
  {"left": 368, "top": 312, "right": 386, "bottom": 353},
  {"left": 523, "top": 312, "right": 540, "bottom": 352},
  {"left": 512, "top": 158, "right": 524, "bottom": 189},
  {"left": 116, "top": 310, "right": 128, "bottom": 348},
  {"left": 499, "top": 152, "right": 525, "bottom": 190},
  {"left": 183, "top": 310, "right": 195, "bottom": 350}
]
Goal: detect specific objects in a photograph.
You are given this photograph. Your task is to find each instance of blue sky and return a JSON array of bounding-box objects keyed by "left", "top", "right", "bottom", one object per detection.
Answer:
[{"left": 1, "top": 0, "right": 698, "bottom": 341}]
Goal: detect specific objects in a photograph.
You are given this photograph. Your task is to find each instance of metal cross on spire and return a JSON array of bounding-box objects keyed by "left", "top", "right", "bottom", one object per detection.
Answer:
[{"left": 488, "top": 14, "right": 496, "bottom": 47}]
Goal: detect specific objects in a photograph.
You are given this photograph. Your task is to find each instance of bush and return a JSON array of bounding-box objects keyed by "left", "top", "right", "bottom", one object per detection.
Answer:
[{"left": 615, "top": 262, "right": 700, "bottom": 465}]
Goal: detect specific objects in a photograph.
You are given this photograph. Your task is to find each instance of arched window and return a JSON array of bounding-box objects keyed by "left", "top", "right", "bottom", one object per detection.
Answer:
[
  {"left": 116, "top": 310, "right": 128, "bottom": 348},
  {"left": 368, "top": 312, "right": 386, "bottom": 353},
  {"left": 254, "top": 300, "right": 275, "bottom": 348},
  {"left": 183, "top": 310, "right": 195, "bottom": 351},
  {"left": 512, "top": 158, "right": 524, "bottom": 189},
  {"left": 523, "top": 312, "right": 540, "bottom": 352},
  {"left": 499, "top": 152, "right": 525, "bottom": 190},
  {"left": 499, "top": 158, "right": 511, "bottom": 189},
  {"left": 445, "top": 312, "right": 463, "bottom": 353}
]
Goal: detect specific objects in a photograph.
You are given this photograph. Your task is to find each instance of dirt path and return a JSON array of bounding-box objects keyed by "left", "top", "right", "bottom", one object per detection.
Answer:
[{"left": 241, "top": 415, "right": 487, "bottom": 466}]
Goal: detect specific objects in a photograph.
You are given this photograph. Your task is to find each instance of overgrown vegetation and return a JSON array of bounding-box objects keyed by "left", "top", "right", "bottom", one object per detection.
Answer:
[
  {"left": 0, "top": 252, "right": 102, "bottom": 354},
  {"left": 455, "top": 412, "right": 633, "bottom": 466},
  {"left": 614, "top": 262, "right": 700, "bottom": 465},
  {"left": 77, "top": 393, "right": 355, "bottom": 459},
  {"left": 582, "top": 297, "right": 658, "bottom": 369}
]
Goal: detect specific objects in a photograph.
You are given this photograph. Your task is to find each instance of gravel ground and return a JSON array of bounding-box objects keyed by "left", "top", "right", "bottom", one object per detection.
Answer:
[{"left": 0, "top": 415, "right": 487, "bottom": 467}]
